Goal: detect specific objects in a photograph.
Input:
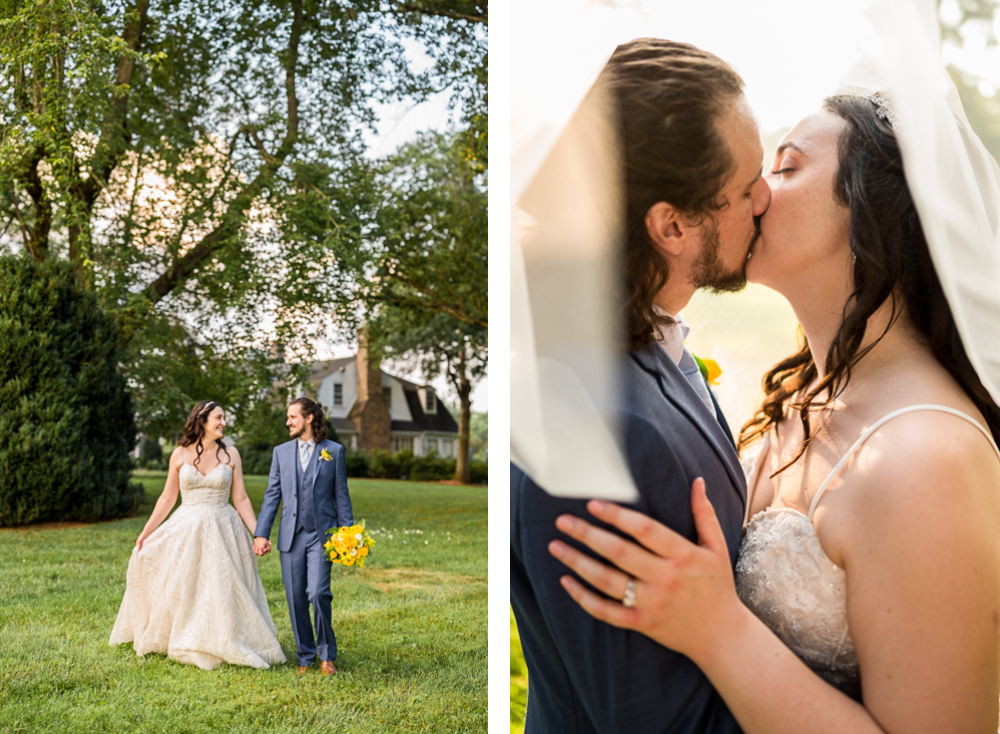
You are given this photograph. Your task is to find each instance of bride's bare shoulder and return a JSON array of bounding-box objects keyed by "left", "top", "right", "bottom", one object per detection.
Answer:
[{"left": 846, "top": 407, "right": 1000, "bottom": 527}]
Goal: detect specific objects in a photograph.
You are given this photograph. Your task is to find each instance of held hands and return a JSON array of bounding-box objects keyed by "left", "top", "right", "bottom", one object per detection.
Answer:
[
  {"left": 253, "top": 537, "right": 272, "bottom": 557},
  {"left": 548, "top": 478, "right": 743, "bottom": 662}
]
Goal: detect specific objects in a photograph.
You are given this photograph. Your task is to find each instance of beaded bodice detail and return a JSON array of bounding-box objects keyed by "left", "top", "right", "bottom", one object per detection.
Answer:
[
  {"left": 736, "top": 506, "right": 859, "bottom": 697},
  {"left": 179, "top": 463, "right": 233, "bottom": 507},
  {"left": 735, "top": 405, "right": 1000, "bottom": 702}
]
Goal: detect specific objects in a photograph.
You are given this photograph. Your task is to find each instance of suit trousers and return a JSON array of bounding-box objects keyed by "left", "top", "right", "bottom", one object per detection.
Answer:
[{"left": 280, "top": 527, "right": 336, "bottom": 665}]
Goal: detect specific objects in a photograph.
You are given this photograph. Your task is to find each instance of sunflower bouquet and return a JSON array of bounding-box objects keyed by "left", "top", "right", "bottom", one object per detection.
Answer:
[{"left": 324, "top": 519, "right": 375, "bottom": 568}]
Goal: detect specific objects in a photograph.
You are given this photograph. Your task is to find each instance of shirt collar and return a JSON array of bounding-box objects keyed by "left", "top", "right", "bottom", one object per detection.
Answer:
[
  {"left": 298, "top": 437, "right": 316, "bottom": 449},
  {"left": 652, "top": 306, "right": 691, "bottom": 366}
]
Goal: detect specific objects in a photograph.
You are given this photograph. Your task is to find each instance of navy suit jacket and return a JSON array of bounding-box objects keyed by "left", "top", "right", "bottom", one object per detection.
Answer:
[
  {"left": 510, "top": 344, "right": 747, "bottom": 734},
  {"left": 255, "top": 438, "right": 354, "bottom": 553}
]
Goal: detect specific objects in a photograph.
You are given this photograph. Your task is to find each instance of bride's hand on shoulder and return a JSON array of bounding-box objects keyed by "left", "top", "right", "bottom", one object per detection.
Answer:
[{"left": 548, "top": 477, "right": 742, "bottom": 661}]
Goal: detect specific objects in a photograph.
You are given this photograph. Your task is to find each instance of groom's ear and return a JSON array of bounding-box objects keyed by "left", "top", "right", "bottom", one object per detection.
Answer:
[{"left": 645, "top": 202, "right": 690, "bottom": 257}]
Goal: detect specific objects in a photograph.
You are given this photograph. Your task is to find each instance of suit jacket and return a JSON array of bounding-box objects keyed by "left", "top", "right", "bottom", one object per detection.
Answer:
[
  {"left": 510, "top": 343, "right": 747, "bottom": 734},
  {"left": 255, "top": 438, "right": 354, "bottom": 553}
]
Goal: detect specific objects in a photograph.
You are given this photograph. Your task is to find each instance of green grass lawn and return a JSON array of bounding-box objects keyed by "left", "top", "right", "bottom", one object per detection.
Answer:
[{"left": 0, "top": 473, "right": 487, "bottom": 733}]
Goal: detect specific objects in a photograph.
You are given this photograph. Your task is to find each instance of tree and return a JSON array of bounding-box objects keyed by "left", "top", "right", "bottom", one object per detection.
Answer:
[
  {"left": 0, "top": 254, "right": 143, "bottom": 525},
  {"left": 0, "top": 0, "right": 487, "bottom": 434},
  {"left": 377, "top": 310, "right": 486, "bottom": 483},
  {"left": 330, "top": 131, "right": 487, "bottom": 483}
]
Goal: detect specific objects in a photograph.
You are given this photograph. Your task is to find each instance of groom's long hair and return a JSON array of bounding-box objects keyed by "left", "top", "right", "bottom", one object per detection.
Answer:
[
  {"left": 741, "top": 94, "right": 1000, "bottom": 469},
  {"left": 290, "top": 397, "right": 327, "bottom": 442},
  {"left": 604, "top": 39, "right": 746, "bottom": 349}
]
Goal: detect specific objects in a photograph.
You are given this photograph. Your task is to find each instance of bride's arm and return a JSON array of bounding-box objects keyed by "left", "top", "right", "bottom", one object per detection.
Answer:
[
  {"left": 551, "top": 417, "right": 1000, "bottom": 733},
  {"left": 228, "top": 448, "right": 259, "bottom": 533},
  {"left": 136, "top": 448, "right": 183, "bottom": 550}
]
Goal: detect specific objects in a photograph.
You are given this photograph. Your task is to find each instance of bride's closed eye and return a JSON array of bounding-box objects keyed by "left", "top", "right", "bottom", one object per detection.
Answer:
[{"left": 771, "top": 167, "right": 793, "bottom": 175}]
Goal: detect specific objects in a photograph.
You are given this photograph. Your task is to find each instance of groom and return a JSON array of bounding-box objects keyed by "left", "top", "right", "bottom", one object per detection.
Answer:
[
  {"left": 254, "top": 396, "right": 353, "bottom": 675},
  {"left": 511, "top": 39, "right": 770, "bottom": 733}
]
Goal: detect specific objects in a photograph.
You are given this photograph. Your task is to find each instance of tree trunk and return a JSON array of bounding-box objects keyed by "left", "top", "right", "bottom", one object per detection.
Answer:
[{"left": 453, "top": 355, "right": 472, "bottom": 484}]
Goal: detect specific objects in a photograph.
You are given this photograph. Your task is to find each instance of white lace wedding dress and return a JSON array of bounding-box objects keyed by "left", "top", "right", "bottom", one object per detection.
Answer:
[
  {"left": 109, "top": 463, "right": 287, "bottom": 670},
  {"left": 734, "top": 404, "right": 1000, "bottom": 701}
]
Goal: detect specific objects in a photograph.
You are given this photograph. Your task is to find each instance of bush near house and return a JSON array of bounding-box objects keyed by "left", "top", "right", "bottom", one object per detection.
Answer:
[{"left": 344, "top": 448, "right": 487, "bottom": 484}]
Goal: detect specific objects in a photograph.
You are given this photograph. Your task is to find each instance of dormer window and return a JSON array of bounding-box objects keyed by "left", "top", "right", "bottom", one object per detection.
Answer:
[
  {"left": 333, "top": 383, "right": 343, "bottom": 406},
  {"left": 425, "top": 390, "right": 436, "bottom": 413}
]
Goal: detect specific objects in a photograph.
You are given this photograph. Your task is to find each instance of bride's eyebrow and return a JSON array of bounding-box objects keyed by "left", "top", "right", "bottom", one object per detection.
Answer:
[{"left": 776, "top": 141, "right": 805, "bottom": 157}]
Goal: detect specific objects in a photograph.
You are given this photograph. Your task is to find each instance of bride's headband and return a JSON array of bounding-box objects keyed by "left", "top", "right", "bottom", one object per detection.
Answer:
[{"left": 862, "top": 92, "right": 899, "bottom": 129}]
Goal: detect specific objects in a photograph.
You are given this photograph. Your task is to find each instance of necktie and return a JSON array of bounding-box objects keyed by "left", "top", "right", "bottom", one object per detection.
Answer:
[
  {"left": 300, "top": 442, "right": 312, "bottom": 471},
  {"left": 678, "top": 344, "right": 717, "bottom": 416}
]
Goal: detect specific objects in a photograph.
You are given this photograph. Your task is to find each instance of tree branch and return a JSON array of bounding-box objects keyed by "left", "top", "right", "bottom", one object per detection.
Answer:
[
  {"left": 382, "top": 272, "right": 487, "bottom": 328},
  {"left": 77, "top": 0, "right": 150, "bottom": 209},
  {"left": 389, "top": 1, "right": 487, "bottom": 25},
  {"left": 144, "top": 0, "right": 304, "bottom": 303}
]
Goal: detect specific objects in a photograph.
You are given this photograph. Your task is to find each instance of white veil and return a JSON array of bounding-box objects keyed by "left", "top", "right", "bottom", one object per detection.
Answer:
[{"left": 510, "top": 0, "right": 1000, "bottom": 500}]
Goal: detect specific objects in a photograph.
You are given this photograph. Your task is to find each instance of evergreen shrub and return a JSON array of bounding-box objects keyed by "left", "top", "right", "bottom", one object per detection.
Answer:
[
  {"left": 345, "top": 450, "right": 370, "bottom": 478},
  {"left": 0, "top": 255, "right": 144, "bottom": 526}
]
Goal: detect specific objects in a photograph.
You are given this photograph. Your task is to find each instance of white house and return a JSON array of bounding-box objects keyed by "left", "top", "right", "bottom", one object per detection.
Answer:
[{"left": 301, "top": 355, "right": 460, "bottom": 458}]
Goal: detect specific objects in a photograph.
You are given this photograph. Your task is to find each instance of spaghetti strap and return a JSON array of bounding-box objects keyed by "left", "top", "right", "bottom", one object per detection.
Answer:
[
  {"left": 743, "top": 432, "right": 771, "bottom": 526},
  {"left": 808, "top": 404, "right": 1000, "bottom": 519}
]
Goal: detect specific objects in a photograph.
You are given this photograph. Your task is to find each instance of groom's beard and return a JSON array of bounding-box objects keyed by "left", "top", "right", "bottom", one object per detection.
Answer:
[
  {"left": 288, "top": 425, "right": 305, "bottom": 439},
  {"left": 692, "top": 218, "right": 757, "bottom": 294}
]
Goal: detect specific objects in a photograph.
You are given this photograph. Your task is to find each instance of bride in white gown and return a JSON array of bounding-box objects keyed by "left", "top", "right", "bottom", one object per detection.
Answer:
[{"left": 110, "top": 401, "right": 286, "bottom": 670}]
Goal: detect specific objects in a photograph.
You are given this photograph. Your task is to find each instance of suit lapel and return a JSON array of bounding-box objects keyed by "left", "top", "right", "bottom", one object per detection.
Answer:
[
  {"left": 631, "top": 344, "right": 746, "bottom": 508},
  {"left": 305, "top": 439, "right": 323, "bottom": 493}
]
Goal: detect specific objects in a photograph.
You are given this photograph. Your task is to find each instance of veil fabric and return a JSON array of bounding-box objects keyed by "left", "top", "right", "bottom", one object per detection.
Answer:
[{"left": 510, "top": 0, "right": 1000, "bottom": 499}]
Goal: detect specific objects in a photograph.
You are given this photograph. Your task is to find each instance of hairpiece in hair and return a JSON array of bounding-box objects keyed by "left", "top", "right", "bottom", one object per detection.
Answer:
[{"left": 862, "top": 92, "right": 899, "bottom": 129}]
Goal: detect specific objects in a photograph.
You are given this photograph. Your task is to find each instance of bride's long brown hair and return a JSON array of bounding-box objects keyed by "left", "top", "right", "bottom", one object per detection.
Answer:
[
  {"left": 738, "top": 94, "right": 1000, "bottom": 473},
  {"left": 179, "top": 400, "right": 231, "bottom": 467}
]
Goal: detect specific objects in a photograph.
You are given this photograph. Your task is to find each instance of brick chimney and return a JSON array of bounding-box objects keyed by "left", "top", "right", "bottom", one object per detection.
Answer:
[{"left": 348, "top": 328, "right": 391, "bottom": 451}]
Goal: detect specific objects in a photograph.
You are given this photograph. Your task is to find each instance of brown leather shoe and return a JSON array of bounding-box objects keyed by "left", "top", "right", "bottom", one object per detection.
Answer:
[
  {"left": 298, "top": 665, "right": 310, "bottom": 675},
  {"left": 320, "top": 660, "right": 337, "bottom": 676}
]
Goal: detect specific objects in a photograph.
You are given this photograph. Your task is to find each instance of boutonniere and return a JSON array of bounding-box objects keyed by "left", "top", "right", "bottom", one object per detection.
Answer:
[
  {"left": 692, "top": 354, "right": 722, "bottom": 386},
  {"left": 320, "top": 448, "right": 333, "bottom": 462}
]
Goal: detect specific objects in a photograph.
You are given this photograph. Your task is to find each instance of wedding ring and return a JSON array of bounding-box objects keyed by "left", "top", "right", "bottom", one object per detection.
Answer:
[{"left": 622, "top": 579, "right": 637, "bottom": 608}]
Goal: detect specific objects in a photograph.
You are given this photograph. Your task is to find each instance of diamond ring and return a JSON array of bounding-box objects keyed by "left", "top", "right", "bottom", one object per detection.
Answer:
[{"left": 622, "top": 579, "right": 637, "bottom": 608}]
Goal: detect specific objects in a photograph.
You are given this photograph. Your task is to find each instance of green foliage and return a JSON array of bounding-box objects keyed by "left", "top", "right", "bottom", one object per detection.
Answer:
[
  {"left": 233, "top": 401, "right": 292, "bottom": 477},
  {"left": 137, "top": 435, "right": 164, "bottom": 470},
  {"left": 345, "top": 449, "right": 371, "bottom": 478},
  {"left": 469, "top": 460, "right": 487, "bottom": 485},
  {"left": 369, "top": 448, "right": 416, "bottom": 479},
  {"left": 470, "top": 410, "right": 487, "bottom": 461},
  {"left": 0, "top": 254, "right": 143, "bottom": 525},
  {"left": 0, "top": 0, "right": 487, "bottom": 439},
  {"left": 410, "top": 451, "right": 457, "bottom": 482},
  {"left": 511, "top": 608, "right": 528, "bottom": 733}
]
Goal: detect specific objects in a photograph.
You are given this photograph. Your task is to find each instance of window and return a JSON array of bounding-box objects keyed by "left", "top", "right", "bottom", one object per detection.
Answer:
[
  {"left": 333, "top": 383, "right": 343, "bottom": 406},
  {"left": 427, "top": 438, "right": 439, "bottom": 455},
  {"left": 382, "top": 386, "right": 392, "bottom": 408},
  {"left": 425, "top": 391, "right": 436, "bottom": 413},
  {"left": 391, "top": 436, "right": 413, "bottom": 453},
  {"left": 442, "top": 439, "right": 453, "bottom": 457}
]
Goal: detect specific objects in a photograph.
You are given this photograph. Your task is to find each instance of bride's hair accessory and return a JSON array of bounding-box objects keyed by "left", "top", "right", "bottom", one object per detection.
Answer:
[{"left": 862, "top": 92, "right": 899, "bottom": 129}]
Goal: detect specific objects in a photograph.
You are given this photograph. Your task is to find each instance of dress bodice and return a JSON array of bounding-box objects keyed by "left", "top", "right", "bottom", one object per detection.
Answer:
[
  {"left": 735, "top": 404, "right": 1000, "bottom": 702},
  {"left": 179, "top": 463, "right": 233, "bottom": 507}
]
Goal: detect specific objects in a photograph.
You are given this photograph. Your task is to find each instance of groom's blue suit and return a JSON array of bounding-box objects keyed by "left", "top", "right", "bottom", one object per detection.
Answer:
[
  {"left": 256, "top": 437, "right": 353, "bottom": 666},
  {"left": 511, "top": 343, "right": 748, "bottom": 734}
]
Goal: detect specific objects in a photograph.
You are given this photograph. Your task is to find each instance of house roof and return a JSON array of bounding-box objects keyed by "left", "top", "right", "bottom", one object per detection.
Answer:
[{"left": 310, "top": 355, "right": 458, "bottom": 436}]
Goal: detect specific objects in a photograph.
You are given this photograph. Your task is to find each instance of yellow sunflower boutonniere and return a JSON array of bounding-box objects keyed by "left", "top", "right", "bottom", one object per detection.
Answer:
[
  {"left": 319, "top": 448, "right": 332, "bottom": 462},
  {"left": 692, "top": 354, "right": 722, "bottom": 386},
  {"left": 324, "top": 519, "right": 375, "bottom": 568}
]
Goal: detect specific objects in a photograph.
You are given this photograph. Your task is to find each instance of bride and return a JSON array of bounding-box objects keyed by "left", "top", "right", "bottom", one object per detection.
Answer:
[
  {"left": 548, "top": 95, "right": 1000, "bottom": 731},
  {"left": 109, "top": 400, "right": 286, "bottom": 670}
]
